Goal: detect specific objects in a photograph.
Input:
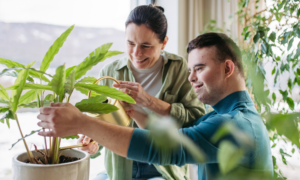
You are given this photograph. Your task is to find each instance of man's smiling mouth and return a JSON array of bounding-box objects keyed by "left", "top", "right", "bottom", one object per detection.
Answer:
[{"left": 136, "top": 58, "right": 148, "bottom": 63}]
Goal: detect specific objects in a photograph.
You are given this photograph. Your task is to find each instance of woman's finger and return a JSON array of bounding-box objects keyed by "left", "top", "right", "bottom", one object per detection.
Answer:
[
  {"left": 37, "top": 121, "right": 53, "bottom": 129},
  {"left": 83, "top": 136, "right": 91, "bottom": 145},
  {"left": 77, "top": 135, "right": 85, "bottom": 144}
]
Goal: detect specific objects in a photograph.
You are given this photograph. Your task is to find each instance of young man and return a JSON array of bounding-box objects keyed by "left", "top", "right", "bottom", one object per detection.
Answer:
[{"left": 37, "top": 33, "right": 273, "bottom": 179}]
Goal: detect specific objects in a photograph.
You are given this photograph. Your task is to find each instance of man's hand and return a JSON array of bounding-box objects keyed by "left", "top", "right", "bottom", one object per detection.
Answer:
[
  {"left": 37, "top": 103, "right": 85, "bottom": 137},
  {"left": 113, "top": 81, "right": 153, "bottom": 107},
  {"left": 78, "top": 135, "right": 99, "bottom": 155}
]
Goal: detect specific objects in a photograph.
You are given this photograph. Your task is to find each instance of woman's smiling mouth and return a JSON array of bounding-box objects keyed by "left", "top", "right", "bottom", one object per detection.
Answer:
[{"left": 135, "top": 58, "right": 148, "bottom": 63}]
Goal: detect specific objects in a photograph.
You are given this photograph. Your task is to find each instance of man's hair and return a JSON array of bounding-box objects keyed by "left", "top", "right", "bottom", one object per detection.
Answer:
[{"left": 187, "top": 32, "right": 244, "bottom": 77}]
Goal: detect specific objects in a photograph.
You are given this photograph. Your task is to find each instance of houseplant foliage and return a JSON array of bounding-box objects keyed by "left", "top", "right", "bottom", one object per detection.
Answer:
[{"left": 0, "top": 25, "right": 135, "bottom": 164}]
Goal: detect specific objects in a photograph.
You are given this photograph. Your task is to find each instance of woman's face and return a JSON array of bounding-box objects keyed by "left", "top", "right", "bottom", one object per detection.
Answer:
[{"left": 125, "top": 23, "right": 168, "bottom": 69}]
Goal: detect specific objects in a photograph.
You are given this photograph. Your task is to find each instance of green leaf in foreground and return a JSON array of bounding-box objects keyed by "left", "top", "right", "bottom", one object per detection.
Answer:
[
  {"left": 6, "top": 83, "right": 52, "bottom": 91},
  {"left": 266, "top": 113, "right": 300, "bottom": 148},
  {"left": 9, "top": 129, "right": 42, "bottom": 150},
  {"left": 11, "top": 64, "right": 31, "bottom": 112},
  {"left": 0, "top": 84, "right": 9, "bottom": 101},
  {"left": 18, "top": 100, "right": 51, "bottom": 108},
  {"left": 218, "top": 140, "right": 244, "bottom": 174},
  {"left": 50, "top": 65, "right": 66, "bottom": 102},
  {"left": 40, "top": 25, "right": 74, "bottom": 73},
  {"left": 61, "top": 135, "right": 79, "bottom": 140},
  {"left": 77, "top": 76, "right": 98, "bottom": 84},
  {"left": 75, "top": 43, "right": 122, "bottom": 80},
  {"left": 65, "top": 69, "right": 76, "bottom": 94},
  {"left": 75, "top": 83, "right": 135, "bottom": 104},
  {"left": 76, "top": 96, "right": 118, "bottom": 114},
  {"left": 19, "top": 90, "right": 37, "bottom": 105}
]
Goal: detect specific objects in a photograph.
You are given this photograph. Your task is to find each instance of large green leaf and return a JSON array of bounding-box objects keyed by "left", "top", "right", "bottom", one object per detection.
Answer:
[
  {"left": 74, "top": 83, "right": 135, "bottom": 103},
  {"left": 76, "top": 102, "right": 118, "bottom": 114},
  {"left": 19, "top": 100, "right": 51, "bottom": 108},
  {"left": 266, "top": 113, "right": 300, "bottom": 148},
  {"left": 19, "top": 90, "right": 37, "bottom": 105},
  {"left": 77, "top": 76, "right": 98, "bottom": 84},
  {"left": 0, "top": 58, "right": 24, "bottom": 68},
  {"left": 65, "top": 66, "right": 77, "bottom": 77},
  {"left": 7, "top": 83, "right": 52, "bottom": 91},
  {"left": 0, "top": 84, "right": 9, "bottom": 101},
  {"left": 65, "top": 68, "right": 76, "bottom": 94},
  {"left": 218, "top": 140, "right": 244, "bottom": 174},
  {"left": 50, "top": 65, "right": 66, "bottom": 102},
  {"left": 9, "top": 129, "right": 42, "bottom": 150},
  {"left": 75, "top": 43, "right": 122, "bottom": 80},
  {"left": 40, "top": 25, "right": 74, "bottom": 73},
  {"left": 78, "top": 95, "right": 107, "bottom": 104},
  {"left": 10, "top": 63, "right": 32, "bottom": 112}
]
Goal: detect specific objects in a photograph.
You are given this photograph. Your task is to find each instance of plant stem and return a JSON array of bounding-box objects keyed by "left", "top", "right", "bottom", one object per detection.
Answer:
[{"left": 14, "top": 114, "right": 35, "bottom": 163}]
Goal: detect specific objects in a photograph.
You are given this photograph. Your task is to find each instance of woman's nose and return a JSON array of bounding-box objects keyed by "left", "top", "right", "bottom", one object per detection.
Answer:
[{"left": 133, "top": 46, "right": 142, "bottom": 57}]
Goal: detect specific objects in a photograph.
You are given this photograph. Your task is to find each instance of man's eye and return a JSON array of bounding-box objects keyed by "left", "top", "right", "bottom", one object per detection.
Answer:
[
  {"left": 196, "top": 68, "right": 202, "bottom": 71},
  {"left": 128, "top": 42, "right": 135, "bottom": 46},
  {"left": 142, "top": 45, "right": 150, "bottom": 48}
]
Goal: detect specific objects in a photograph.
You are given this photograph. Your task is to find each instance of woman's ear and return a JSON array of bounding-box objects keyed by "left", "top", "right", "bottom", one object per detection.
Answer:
[
  {"left": 224, "top": 60, "right": 235, "bottom": 78},
  {"left": 162, "top": 36, "right": 169, "bottom": 50}
]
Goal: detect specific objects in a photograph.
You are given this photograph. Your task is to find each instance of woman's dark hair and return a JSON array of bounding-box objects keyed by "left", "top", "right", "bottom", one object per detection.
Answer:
[
  {"left": 187, "top": 32, "right": 244, "bottom": 77},
  {"left": 125, "top": 4, "right": 167, "bottom": 43}
]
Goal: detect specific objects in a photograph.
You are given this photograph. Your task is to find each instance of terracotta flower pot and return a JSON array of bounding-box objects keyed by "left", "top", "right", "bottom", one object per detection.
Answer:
[{"left": 12, "top": 149, "right": 90, "bottom": 180}]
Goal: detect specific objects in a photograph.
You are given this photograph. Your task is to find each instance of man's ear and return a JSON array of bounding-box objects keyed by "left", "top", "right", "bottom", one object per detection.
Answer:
[
  {"left": 224, "top": 60, "right": 235, "bottom": 78},
  {"left": 162, "top": 36, "right": 169, "bottom": 50}
]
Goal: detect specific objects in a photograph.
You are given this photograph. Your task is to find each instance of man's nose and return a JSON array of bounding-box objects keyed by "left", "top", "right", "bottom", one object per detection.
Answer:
[{"left": 188, "top": 71, "right": 197, "bottom": 83}]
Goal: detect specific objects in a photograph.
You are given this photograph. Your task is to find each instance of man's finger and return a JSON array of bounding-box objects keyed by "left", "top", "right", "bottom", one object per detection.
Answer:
[
  {"left": 38, "top": 130, "right": 56, "bottom": 137},
  {"left": 37, "top": 121, "right": 53, "bottom": 129},
  {"left": 50, "top": 102, "right": 63, "bottom": 107},
  {"left": 40, "top": 107, "right": 55, "bottom": 115}
]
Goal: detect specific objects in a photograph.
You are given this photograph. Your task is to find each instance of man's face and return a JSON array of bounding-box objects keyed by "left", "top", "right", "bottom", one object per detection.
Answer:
[{"left": 188, "top": 46, "right": 226, "bottom": 106}]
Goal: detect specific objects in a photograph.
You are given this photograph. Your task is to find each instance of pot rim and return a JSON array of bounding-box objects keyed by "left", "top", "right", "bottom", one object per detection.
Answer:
[{"left": 13, "top": 149, "right": 90, "bottom": 167}]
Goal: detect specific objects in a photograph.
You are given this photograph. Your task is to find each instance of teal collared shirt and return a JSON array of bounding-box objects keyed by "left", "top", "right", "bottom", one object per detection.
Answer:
[
  {"left": 127, "top": 91, "right": 273, "bottom": 180},
  {"left": 97, "top": 51, "right": 206, "bottom": 180}
]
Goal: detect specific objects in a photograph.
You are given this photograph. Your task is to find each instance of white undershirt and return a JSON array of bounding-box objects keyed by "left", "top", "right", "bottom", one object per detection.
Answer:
[{"left": 129, "top": 56, "right": 163, "bottom": 97}]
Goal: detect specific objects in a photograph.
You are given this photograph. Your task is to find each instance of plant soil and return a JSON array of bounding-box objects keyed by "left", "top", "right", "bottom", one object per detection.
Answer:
[{"left": 25, "top": 155, "right": 80, "bottom": 164}]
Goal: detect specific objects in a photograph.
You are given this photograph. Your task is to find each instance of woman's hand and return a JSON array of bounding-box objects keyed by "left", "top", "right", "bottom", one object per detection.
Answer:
[
  {"left": 113, "top": 81, "right": 153, "bottom": 107},
  {"left": 77, "top": 135, "right": 99, "bottom": 155},
  {"left": 119, "top": 101, "right": 148, "bottom": 128}
]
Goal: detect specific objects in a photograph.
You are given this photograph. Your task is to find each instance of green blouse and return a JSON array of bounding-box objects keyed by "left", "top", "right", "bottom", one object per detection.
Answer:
[{"left": 96, "top": 51, "right": 205, "bottom": 180}]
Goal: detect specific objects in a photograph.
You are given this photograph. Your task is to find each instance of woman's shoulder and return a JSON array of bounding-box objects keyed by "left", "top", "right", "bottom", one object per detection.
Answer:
[
  {"left": 162, "top": 51, "right": 188, "bottom": 68},
  {"left": 100, "top": 56, "right": 128, "bottom": 75}
]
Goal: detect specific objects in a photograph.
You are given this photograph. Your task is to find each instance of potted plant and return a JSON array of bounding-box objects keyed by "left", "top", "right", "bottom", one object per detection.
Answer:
[{"left": 0, "top": 25, "right": 135, "bottom": 180}]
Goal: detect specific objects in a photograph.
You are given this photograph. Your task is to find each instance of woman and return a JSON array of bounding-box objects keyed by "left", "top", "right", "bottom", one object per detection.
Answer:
[{"left": 78, "top": 4, "right": 205, "bottom": 180}]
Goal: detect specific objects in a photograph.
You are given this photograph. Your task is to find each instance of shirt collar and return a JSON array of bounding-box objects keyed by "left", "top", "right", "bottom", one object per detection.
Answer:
[
  {"left": 212, "top": 91, "right": 253, "bottom": 114},
  {"left": 115, "top": 51, "right": 182, "bottom": 71}
]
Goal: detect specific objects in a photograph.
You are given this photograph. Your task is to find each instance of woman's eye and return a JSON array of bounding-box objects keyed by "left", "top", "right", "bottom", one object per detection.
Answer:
[
  {"left": 196, "top": 68, "right": 202, "bottom": 72},
  {"left": 142, "top": 45, "right": 150, "bottom": 48}
]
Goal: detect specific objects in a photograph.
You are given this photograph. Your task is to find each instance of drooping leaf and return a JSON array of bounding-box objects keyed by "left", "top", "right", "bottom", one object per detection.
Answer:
[
  {"left": 9, "top": 129, "right": 42, "bottom": 150},
  {"left": 253, "top": 32, "right": 260, "bottom": 43},
  {"left": 50, "top": 65, "right": 66, "bottom": 102},
  {"left": 6, "top": 83, "right": 52, "bottom": 91},
  {"left": 77, "top": 95, "right": 107, "bottom": 104},
  {"left": 0, "top": 67, "right": 51, "bottom": 82},
  {"left": 75, "top": 87, "right": 89, "bottom": 96},
  {"left": 3, "top": 71, "right": 34, "bottom": 83},
  {"left": 10, "top": 63, "right": 32, "bottom": 112},
  {"left": 40, "top": 25, "right": 74, "bottom": 73},
  {"left": 19, "top": 90, "right": 37, "bottom": 105},
  {"left": 0, "top": 84, "right": 9, "bottom": 101},
  {"left": 0, "top": 107, "right": 9, "bottom": 113},
  {"left": 65, "top": 68, "right": 76, "bottom": 94},
  {"left": 286, "top": 97, "right": 295, "bottom": 110},
  {"left": 0, "top": 58, "right": 24, "bottom": 68},
  {"left": 77, "top": 76, "right": 98, "bottom": 84},
  {"left": 65, "top": 66, "right": 77, "bottom": 77},
  {"left": 218, "top": 140, "right": 244, "bottom": 174},
  {"left": 76, "top": 102, "right": 118, "bottom": 114},
  {"left": 44, "top": 94, "right": 54, "bottom": 101},
  {"left": 287, "top": 37, "right": 294, "bottom": 51},
  {"left": 74, "top": 83, "right": 135, "bottom": 103},
  {"left": 0, "top": 99, "right": 9, "bottom": 105},
  {"left": 18, "top": 100, "right": 51, "bottom": 108},
  {"left": 269, "top": 32, "right": 276, "bottom": 42},
  {"left": 61, "top": 135, "right": 79, "bottom": 140},
  {"left": 266, "top": 113, "right": 300, "bottom": 148},
  {"left": 75, "top": 43, "right": 122, "bottom": 80},
  {"left": 0, "top": 110, "right": 15, "bottom": 128}
]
